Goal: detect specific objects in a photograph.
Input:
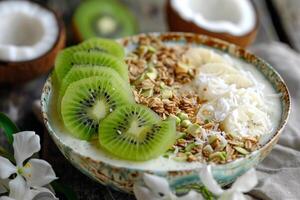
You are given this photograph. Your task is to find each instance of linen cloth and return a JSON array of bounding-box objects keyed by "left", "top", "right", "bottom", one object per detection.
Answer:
[{"left": 249, "top": 42, "right": 300, "bottom": 200}]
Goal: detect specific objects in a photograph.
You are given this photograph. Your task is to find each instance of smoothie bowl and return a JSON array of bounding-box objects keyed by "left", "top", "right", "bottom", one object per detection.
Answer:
[{"left": 41, "top": 33, "right": 290, "bottom": 193}]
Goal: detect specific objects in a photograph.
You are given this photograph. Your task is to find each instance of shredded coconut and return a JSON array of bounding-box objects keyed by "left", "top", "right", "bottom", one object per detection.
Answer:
[{"left": 188, "top": 48, "right": 275, "bottom": 137}]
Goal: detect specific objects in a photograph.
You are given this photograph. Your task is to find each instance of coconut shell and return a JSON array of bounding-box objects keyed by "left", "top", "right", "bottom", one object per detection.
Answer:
[
  {"left": 165, "top": 0, "right": 259, "bottom": 47},
  {"left": 0, "top": 7, "right": 66, "bottom": 85},
  {"left": 72, "top": 19, "right": 84, "bottom": 44}
]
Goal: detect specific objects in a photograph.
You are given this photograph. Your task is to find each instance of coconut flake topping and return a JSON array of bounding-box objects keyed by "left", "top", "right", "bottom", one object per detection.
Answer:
[
  {"left": 0, "top": 1, "right": 58, "bottom": 61},
  {"left": 171, "top": 0, "right": 256, "bottom": 36},
  {"left": 185, "top": 48, "right": 275, "bottom": 137}
]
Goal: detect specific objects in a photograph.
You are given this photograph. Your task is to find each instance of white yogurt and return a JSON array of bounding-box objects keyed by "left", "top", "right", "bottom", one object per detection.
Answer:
[{"left": 50, "top": 46, "right": 282, "bottom": 170}]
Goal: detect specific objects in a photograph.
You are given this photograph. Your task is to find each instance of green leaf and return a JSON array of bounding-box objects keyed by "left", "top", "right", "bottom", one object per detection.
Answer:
[
  {"left": 51, "top": 181, "right": 78, "bottom": 200},
  {"left": 0, "top": 112, "right": 19, "bottom": 144},
  {"left": 0, "top": 145, "right": 15, "bottom": 162}
]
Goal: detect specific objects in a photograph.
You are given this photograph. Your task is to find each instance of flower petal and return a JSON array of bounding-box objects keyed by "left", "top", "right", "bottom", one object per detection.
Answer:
[
  {"left": 0, "top": 157, "right": 16, "bottom": 179},
  {"left": 26, "top": 187, "right": 58, "bottom": 200},
  {"left": 13, "top": 131, "right": 40, "bottom": 167},
  {"left": 231, "top": 168, "right": 257, "bottom": 193},
  {"left": 23, "top": 159, "right": 57, "bottom": 187},
  {"left": 0, "top": 179, "right": 9, "bottom": 194},
  {"left": 133, "top": 184, "right": 159, "bottom": 200},
  {"left": 178, "top": 190, "right": 205, "bottom": 200},
  {"left": 0, "top": 184, "right": 6, "bottom": 194},
  {"left": 143, "top": 173, "right": 171, "bottom": 198},
  {"left": 199, "top": 165, "right": 223, "bottom": 196},
  {"left": 0, "top": 196, "right": 14, "bottom": 200},
  {"left": 8, "top": 175, "right": 27, "bottom": 200}
]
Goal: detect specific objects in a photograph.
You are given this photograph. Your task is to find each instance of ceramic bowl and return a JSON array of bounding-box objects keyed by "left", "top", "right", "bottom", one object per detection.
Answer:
[{"left": 41, "top": 32, "right": 290, "bottom": 193}]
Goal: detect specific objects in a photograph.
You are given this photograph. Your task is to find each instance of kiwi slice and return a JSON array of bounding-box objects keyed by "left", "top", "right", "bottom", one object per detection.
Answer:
[
  {"left": 61, "top": 76, "right": 134, "bottom": 140},
  {"left": 79, "top": 37, "right": 125, "bottom": 58},
  {"left": 53, "top": 46, "right": 78, "bottom": 87},
  {"left": 71, "top": 51, "right": 129, "bottom": 81},
  {"left": 53, "top": 37, "right": 124, "bottom": 85},
  {"left": 59, "top": 66, "right": 131, "bottom": 101},
  {"left": 58, "top": 66, "right": 132, "bottom": 114},
  {"left": 73, "top": 0, "right": 138, "bottom": 41},
  {"left": 99, "top": 104, "right": 176, "bottom": 161}
]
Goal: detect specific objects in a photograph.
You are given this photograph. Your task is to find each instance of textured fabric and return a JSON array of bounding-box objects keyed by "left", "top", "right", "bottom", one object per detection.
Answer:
[{"left": 249, "top": 42, "right": 300, "bottom": 200}]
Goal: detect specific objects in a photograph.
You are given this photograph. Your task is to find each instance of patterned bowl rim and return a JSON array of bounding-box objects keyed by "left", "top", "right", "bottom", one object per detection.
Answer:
[{"left": 41, "top": 32, "right": 291, "bottom": 173}]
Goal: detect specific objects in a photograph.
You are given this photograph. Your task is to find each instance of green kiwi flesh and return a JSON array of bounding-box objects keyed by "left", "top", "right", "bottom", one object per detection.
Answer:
[
  {"left": 58, "top": 66, "right": 132, "bottom": 114},
  {"left": 73, "top": 0, "right": 138, "bottom": 40},
  {"left": 79, "top": 37, "right": 125, "bottom": 58},
  {"left": 61, "top": 76, "right": 134, "bottom": 140},
  {"left": 72, "top": 51, "right": 129, "bottom": 81},
  {"left": 53, "top": 37, "right": 124, "bottom": 85},
  {"left": 99, "top": 104, "right": 176, "bottom": 161}
]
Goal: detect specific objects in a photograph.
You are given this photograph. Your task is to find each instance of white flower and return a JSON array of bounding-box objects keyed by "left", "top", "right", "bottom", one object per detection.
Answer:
[
  {"left": 0, "top": 131, "right": 57, "bottom": 200},
  {"left": 134, "top": 173, "right": 204, "bottom": 200},
  {"left": 0, "top": 179, "right": 8, "bottom": 194},
  {"left": 199, "top": 165, "right": 257, "bottom": 200}
]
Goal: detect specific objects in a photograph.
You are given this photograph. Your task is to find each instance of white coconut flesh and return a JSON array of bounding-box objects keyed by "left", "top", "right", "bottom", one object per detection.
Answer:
[
  {"left": 171, "top": 0, "right": 256, "bottom": 36},
  {"left": 0, "top": 1, "right": 59, "bottom": 62}
]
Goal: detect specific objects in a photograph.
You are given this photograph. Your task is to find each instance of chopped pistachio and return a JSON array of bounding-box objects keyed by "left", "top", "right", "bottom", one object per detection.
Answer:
[
  {"left": 228, "top": 140, "right": 244, "bottom": 147},
  {"left": 147, "top": 62, "right": 155, "bottom": 68},
  {"left": 204, "top": 119, "right": 210, "bottom": 124},
  {"left": 208, "top": 135, "right": 218, "bottom": 144},
  {"left": 145, "top": 67, "right": 158, "bottom": 80},
  {"left": 181, "top": 119, "right": 192, "bottom": 128},
  {"left": 139, "top": 45, "right": 147, "bottom": 52},
  {"left": 147, "top": 45, "right": 156, "bottom": 53},
  {"left": 170, "top": 114, "right": 181, "bottom": 125},
  {"left": 186, "top": 124, "right": 201, "bottom": 136},
  {"left": 209, "top": 151, "right": 227, "bottom": 161},
  {"left": 217, "top": 138, "right": 228, "bottom": 151},
  {"left": 161, "top": 88, "right": 173, "bottom": 99},
  {"left": 141, "top": 88, "right": 154, "bottom": 97},
  {"left": 160, "top": 82, "right": 166, "bottom": 88},
  {"left": 234, "top": 147, "right": 249, "bottom": 155},
  {"left": 139, "top": 45, "right": 156, "bottom": 54},
  {"left": 141, "top": 79, "right": 155, "bottom": 89},
  {"left": 177, "top": 112, "right": 189, "bottom": 120},
  {"left": 176, "top": 131, "right": 186, "bottom": 139},
  {"left": 177, "top": 138, "right": 186, "bottom": 144},
  {"left": 203, "top": 145, "right": 214, "bottom": 155},
  {"left": 133, "top": 74, "right": 146, "bottom": 85},
  {"left": 185, "top": 143, "right": 196, "bottom": 152},
  {"left": 175, "top": 62, "right": 190, "bottom": 73}
]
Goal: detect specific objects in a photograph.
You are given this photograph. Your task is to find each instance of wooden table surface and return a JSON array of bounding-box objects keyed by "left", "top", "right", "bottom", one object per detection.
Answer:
[{"left": 0, "top": 0, "right": 298, "bottom": 199}]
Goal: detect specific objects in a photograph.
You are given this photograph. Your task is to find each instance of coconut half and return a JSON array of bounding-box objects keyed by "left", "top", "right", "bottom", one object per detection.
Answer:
[
  {"left": 0, "top": 0, "right": 65, "bottom": 84},
  {"left": 166, "top": 0, "right": 258, "bottom": 47}
]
